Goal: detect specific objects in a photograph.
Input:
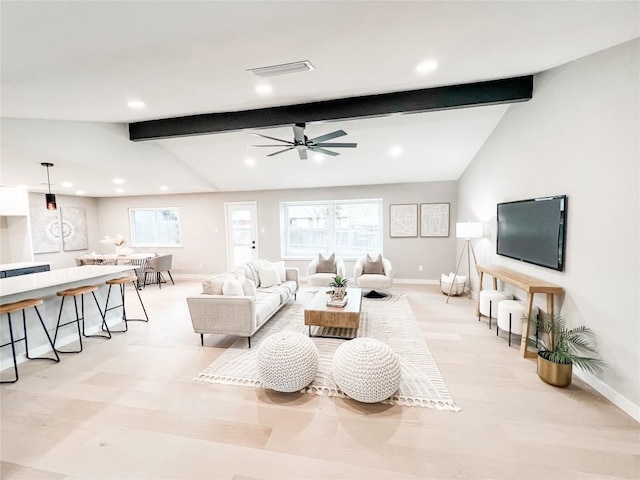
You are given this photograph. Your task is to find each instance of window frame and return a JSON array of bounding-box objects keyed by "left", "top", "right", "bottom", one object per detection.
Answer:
[
  {"left": 280, "top": 198, "right": 383, "bottom": 260},
  {"left": 128, "top": 207, "right": 182, "bottom": 248}
]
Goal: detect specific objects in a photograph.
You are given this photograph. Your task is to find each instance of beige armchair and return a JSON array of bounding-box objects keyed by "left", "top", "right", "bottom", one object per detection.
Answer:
[
  {"left": 143, "top": 254, "right": 174, "bottom": 288},
  {"left": 353, "top": 254, "right": 393, "bottom": 298},
  {"left": 307, "top": 253, "right": 346, "bottom": 286}
]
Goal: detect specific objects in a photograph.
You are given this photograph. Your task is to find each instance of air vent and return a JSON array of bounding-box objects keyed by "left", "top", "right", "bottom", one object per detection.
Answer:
[{"left": 247, "top": 60, "right": 314, "bottom": 78}]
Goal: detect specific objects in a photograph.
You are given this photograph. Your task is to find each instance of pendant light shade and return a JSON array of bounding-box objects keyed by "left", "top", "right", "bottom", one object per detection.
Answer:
[{"left": 41, "top": 162, "right": 57, "bottom": 210}]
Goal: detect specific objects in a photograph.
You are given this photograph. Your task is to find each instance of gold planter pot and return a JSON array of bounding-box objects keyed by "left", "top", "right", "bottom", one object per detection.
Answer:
[{"left": 537, "top": 353, "right": 572, "bottom": 387}]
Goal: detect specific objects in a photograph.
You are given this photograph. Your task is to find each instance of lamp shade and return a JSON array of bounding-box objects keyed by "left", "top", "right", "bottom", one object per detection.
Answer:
[{"left": 456, "top": 222, "right": 483, "bottom": 239}]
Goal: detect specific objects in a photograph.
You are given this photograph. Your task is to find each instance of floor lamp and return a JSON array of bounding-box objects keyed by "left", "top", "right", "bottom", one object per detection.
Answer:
[{"left": 446, "top": 221, "right": 483, "bottom": 303}]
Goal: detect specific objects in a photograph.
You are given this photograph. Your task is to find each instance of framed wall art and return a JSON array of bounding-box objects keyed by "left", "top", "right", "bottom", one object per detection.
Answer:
[
  {"left": 61, "top": 206, "right": 88, "bottom": 251},
  {"left": 389, "top": 204, "right": 418, "bottom": 238},
  {"left": 29, "top": 205, "right": 61, "bottom": 254},
  {"left": 420, "top": 203, "right": 450, "bottom": 237}
]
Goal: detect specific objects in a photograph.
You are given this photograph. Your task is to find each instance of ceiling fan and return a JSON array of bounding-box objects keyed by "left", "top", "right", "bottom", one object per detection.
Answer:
[{"left": 247, "top": 122, "right": 357, "bottom": 160}]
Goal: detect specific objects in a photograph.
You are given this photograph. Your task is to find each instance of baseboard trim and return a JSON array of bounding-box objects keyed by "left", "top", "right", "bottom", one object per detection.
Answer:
[{"left": 574, "top": 370, "right": 640, "bottom": 423}]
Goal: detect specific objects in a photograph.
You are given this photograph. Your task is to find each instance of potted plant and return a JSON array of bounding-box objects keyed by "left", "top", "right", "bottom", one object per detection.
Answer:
[
  {"left": 527, "top": 313, "right": 605, "bottom": 387},
  {"left": 328, "top": 275, "right": 349, "bottom": 300}
]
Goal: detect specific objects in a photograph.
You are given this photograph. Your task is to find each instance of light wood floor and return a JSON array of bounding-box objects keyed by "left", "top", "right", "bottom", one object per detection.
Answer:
[{"left": 1, "top": 280, "right": 638, "bottom": 479}]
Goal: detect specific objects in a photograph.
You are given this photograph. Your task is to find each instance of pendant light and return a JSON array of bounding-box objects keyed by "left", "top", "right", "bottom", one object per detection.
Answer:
[{"left": 41, "top": 162, "right": 57, "bottom": 210}]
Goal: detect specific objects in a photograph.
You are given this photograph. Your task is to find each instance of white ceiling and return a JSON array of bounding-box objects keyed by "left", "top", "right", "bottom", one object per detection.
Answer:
[{"left": 1, "top": 1, "right": 638, "bottom": 197}]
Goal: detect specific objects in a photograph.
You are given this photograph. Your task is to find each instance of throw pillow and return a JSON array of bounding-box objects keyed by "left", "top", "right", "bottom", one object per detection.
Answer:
[
  {"left": 239, "top": 276, "right": 257, "bottom": 297},
  {"left": 202, "top": 276, "right": 225, "bottom": 295},
  {"left": 258, "top": 267, "right": 281, "bottom": 288},
  {"left": 263, "top": 260, "right": 286, "bottom": 283},
  {"left": 222, "top": 276, "right": 244, "bottom": 296},
  {"left": 363, "top": 253, "right": 384, "bottom": 274},
  {"left": 316, "top": 253, "right": 336, "bottom": 273}
]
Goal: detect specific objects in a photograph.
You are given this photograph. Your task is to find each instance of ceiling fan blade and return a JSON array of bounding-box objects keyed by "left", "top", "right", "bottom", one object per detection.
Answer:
[
  {"left": 293, "top": 123, "right": 306, "bottom": 143},
  {"left": 315, "top": 142, "right": 357, "bottom": 148},
  {"left": 298, "top": 149, "right": 308, "bottom": 160},
  {"left": 308, "top": 130, "right": 347, "bottom": 143},
  {"left": 310, "top": 146, "right": 340, "bottom": 156},
  {"left": 267, "top": 147, "right": 294, "bottom": 157},
  {"left": 251, "top": 133, "right": 294, "bottom": 145}
]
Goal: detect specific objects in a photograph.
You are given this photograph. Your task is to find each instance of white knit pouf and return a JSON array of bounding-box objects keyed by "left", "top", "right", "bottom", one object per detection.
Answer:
[
  {"left": 332, "top": 337, "right": 401, "bottom": 403},
  {"left": 257, "top": 331, "right": 319, "bottom": 393}
]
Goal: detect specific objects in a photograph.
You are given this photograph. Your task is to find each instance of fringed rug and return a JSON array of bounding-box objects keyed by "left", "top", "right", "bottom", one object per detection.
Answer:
[{"left": 195, "top": 293, "right": 460, "bottom": 411}]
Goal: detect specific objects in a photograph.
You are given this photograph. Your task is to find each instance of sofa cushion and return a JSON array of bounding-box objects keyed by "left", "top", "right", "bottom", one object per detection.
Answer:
[
  {"left": 258, "top": 266, "right": 281, "bottom": 288},
  {"left": 239, "top": 277, "right": 257, "bottom": 297},
  {"left": 364, "top": 254, "right": 384, "bottom": 274},
  {"left": 241, "top": 262, "right": 261, "bottom": 286},
  {"left": 222, "top": 276, "right": 244, "bottom": 296},
  {"left": 262, "top": 260, "right": 286, "bottom": 282},
  {"left": 317, "top": 253, "right": 336, "bottom": 273},
  {"left": 255, "top": 291, "right": 281, "bottom": 326},
  {"left": 202, "top": 275, "right": 225, "bottom": 295}
]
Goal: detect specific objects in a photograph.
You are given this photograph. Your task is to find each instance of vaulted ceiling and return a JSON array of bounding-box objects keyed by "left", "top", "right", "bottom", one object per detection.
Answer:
[{"left": 1, "top": 1, "right": 638, "bottom": 197}]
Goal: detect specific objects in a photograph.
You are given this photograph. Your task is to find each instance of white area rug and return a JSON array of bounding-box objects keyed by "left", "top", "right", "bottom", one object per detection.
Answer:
[{"left": 195, "top": 293, "right": 460, "bottom": 411}]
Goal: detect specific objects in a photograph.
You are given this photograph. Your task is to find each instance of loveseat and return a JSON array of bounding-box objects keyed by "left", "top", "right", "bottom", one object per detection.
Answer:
[{"left": 186, "top": 260, "right": 298, "bottom": 347}]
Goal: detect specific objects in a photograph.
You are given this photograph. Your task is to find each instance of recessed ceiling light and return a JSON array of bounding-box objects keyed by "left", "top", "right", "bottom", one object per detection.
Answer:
[
  {"left": 255, "top": 83, "right": 273, "bottom": 95},
  {"left": 159, "top": 186, "right": 168, "bottom": 191},
  {"left": 127, "top": 100, "right": 145, "bottom": 109},
  {"left": 113, "top": 178, "right": 125, "bottom": 185},
  {"left": 415, "top": 59, "right": 438, "bottom": 75},
  {"left": 76, "top": 190, "right": 85, "bottom": 195},
  {"left": 61, "top": 181, "right": 73, "bottom": 188},
  {"left": 115, "top": 188, "right": 124, "bottom": 194},
  {"left": 390, "top": 146, "right": 403, "bottom": 157},
  {"left": 245, "top": 158, "right": 256, "bottom": 167}
]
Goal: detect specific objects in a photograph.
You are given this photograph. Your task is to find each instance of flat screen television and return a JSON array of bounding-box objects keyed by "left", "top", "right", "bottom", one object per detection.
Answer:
[{"left": 496, "top": 195, "right": 567, "bottom": 272}]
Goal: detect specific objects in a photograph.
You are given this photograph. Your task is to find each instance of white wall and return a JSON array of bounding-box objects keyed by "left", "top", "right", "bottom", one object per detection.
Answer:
[
  {"left": 96, "top": 180, "right": 458, "bottom": 280},
  {"left": 458, "top": 39, "right": 639, "bottom": 419}
]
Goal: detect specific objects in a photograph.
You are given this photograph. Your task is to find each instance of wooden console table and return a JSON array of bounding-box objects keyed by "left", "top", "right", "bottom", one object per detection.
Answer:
[{"left": 476, "top": 264, "right": 564, "bottom": 358}]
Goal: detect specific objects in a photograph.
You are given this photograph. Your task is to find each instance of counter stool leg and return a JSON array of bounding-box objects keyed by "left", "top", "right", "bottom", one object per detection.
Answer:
[
  {"left": 131, "top": 286, "right": 149, "bottom": 323},
  {"left": 81, "top": 292, "right": 111, "bottom": 339},
  {"left": 1, "top": 313, "right": 19, "bottom": 383},
  {"left": 54, "top": 297, "right": 83, "bottom": 354},
  {"left": 104, "top": 284, "right": 128, "bottom": 333},
  {"left": 31, "top": 306, "right": 60, "bottom": 363}
]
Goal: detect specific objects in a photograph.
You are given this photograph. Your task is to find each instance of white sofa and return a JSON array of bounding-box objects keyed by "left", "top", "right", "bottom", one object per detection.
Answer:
[{"left": 186, "top": 260, "right": 299, "bottom": 347}]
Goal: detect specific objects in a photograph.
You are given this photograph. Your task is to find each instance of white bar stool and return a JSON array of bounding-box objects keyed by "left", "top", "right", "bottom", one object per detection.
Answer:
[
  {"left": 497, "top": 300, "right": 539, "bottom": 346},
  {"left": 478, "top": 289, "right": 513, "bottom": 329}
]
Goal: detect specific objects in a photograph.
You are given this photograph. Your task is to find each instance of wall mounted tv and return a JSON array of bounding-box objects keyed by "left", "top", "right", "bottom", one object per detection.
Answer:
[{"left": 496, "top": 195, "right": 567, "bottom": 272}]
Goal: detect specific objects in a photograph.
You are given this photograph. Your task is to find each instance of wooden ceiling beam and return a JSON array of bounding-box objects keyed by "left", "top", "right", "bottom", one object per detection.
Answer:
[{"left": 129, "top": 75, "right": 533, "bottom": 141}]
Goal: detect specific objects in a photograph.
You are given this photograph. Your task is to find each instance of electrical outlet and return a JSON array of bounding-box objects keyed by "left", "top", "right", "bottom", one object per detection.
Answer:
[{"left": 418, "top": 265, "right": 423, "bottom": 271}]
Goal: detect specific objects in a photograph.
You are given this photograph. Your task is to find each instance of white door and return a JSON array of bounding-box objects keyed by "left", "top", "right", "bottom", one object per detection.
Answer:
[{"left": 225, "top": 202, "right": 259, "bottom": 269}]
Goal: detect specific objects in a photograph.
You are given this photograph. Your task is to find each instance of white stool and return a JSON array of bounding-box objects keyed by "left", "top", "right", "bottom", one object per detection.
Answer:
[
  {"left": 332, "top": 337, "right": 401, "bottom": 403},
  {"left": 257, "top": 331, "right": 319, "bottom": 393},
  {"left": 497, "top": 300, "right": 539, "bottom": 346},
  {"left": 479, "top": 289, "right": 513, "bottom": 329}
]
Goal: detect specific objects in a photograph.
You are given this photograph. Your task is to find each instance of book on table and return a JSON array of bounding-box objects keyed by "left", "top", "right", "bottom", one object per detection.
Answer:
[{"left": 326, "top": 297, "right": 348, "bottom": 307}]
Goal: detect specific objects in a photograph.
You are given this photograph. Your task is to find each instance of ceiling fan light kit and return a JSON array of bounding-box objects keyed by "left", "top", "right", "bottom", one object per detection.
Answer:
[{"left": 248, "top": 122, "right": 357, "bottom": 160}]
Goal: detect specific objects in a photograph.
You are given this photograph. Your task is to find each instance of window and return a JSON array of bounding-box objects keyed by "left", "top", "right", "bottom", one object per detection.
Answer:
[
  {"left": 129, "top": 207, "right": 181, "bottom": 247},
  {"left": 281, "top": 199, "right": 383, "bottom": 258}
]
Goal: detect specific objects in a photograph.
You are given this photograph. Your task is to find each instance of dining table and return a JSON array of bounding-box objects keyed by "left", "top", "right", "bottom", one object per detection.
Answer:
[{"left": 75, "top": 253, "right": 156, "bottom": 286}]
